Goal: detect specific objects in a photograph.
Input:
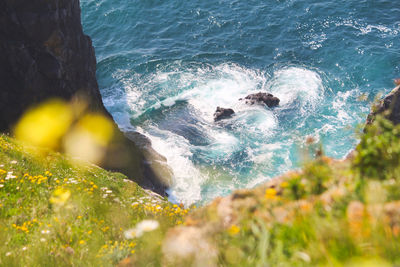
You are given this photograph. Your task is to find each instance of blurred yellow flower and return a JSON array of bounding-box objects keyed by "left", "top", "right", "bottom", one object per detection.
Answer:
[
  {"left": 50, "top": 188, "right": 71, "bottom": 205},
  {"left": 15, "top": 100, "right": 73, "bottom": 149},
  {"left": 280, "top": 181, "right": 289, "bottom": 188},
  {"left": 265, "top": 188, "right": 278, "bottom": 200},
  {"left": 63, "top": 113, "right": 114, "bottom": 164},
  {"left": 228, "top": 225, "right": 240, "bottom": 236}
]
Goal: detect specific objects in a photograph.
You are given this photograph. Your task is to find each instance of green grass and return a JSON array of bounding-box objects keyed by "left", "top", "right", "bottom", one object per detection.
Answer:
[
  {"left": 0, "top": 134, "right": 189, "bottom": 266},
  {"left": 1, "top": 116, "right": 400, "bottom": 266}
]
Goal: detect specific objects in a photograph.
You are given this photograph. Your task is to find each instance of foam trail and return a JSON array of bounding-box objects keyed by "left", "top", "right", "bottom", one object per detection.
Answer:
[
  {"left": 103, "top": 63, "right": 341, "bottom": 205},
  {"left": 268, "top": 67, "right": 324, "bottom": 113},
  {"left": 139, "top": 127, "right": 205, "bottom": 206}
]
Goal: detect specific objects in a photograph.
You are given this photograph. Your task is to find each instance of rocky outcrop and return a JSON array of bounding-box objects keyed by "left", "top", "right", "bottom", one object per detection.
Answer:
[
  {"left": 241, "top": 92, "right": 280, "bottom": 108},
  {"left": 0, "top": 0, "right": 171, "bottom": 195},
  {"left": 214, "top": 107, "right": 235, "bottom": 121},
  {"left": 0, "top": 0, "right": 107, "bottom": 130},
  {"left": 367, "top": 84, "right": 400, "bottom": 125}
]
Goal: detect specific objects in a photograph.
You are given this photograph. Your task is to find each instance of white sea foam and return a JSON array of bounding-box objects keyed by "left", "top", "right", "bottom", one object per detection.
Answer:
[
  {"left": 267, "top": 67, "right": 324, "bottom": 113},
  {"left": 105, "top": 63, "right": 331, "bottom": 205},
  {"left": 138, "top": 126, "right": 205, "bottom": 206}
]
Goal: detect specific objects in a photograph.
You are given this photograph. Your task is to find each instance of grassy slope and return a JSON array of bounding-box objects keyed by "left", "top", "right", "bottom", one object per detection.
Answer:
[
  {"left": 1, "top": 116, "right": 400, "bottom": 266},
  {"left": 0, "top": 134, "right": 189, "bottom": 266}
]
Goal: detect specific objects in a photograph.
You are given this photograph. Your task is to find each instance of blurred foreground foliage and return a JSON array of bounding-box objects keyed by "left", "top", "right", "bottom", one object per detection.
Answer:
[
  {"left": 2, "top": 100, "right": 400, "bottom": 266},
  {"left": 165, "top": 115, "right": 400, "bottom": 267},
  {"left": 14, "top": 99, "right": 115, "bottom": 165}
]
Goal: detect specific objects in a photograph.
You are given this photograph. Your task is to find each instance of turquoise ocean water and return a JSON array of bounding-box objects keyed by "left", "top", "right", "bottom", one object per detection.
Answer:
[{"left": 81, "top": 0, "right": 400, "bottom": 205}]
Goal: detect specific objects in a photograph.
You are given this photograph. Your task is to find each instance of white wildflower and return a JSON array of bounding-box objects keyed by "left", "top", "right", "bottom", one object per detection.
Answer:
[
  {"left": 68, "top": 178, "right": 78, "bottom": 184},
  {"left": 102, "top": 194, "right": 108, "bottom": 198},
  {"left": 295, "top": 251, "right": 311, "bottom": 263},
  {"left": 41, "top": 229, "right": 50, "bottom": 234},
  {"left": 0, "top": 184, "right": 4, "bottom": 188},
  {"left": 124, "top": 220, "right": 159, "bottom": 239},
  {"left": 124, "top": 228, "right": 137, "bottom": 239},
  {"left": 105, "top": 190, "right": 112, "bottom": 194},
  {"left": 5, "top": 172, "right": 16, "bottom": 180},
  {"left": 40, "top": 238, "right": 46, "bottom": 242},
  {"left": 5, "top": 252, "right": 11, "bottom": 256},
  {"left": 10, "top": 160, "right": 17, "bottom": 164},
  {"left": 22, "top": 247, "right": 27, "bottom": 251}
]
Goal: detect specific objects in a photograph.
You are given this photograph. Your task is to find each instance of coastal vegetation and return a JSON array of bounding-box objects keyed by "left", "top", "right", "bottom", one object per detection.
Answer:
[
  {"left": 174, "top": 115, "right": 400, "bottom": 266},
  {"left": 1, "top": 110, "right": 400, "bottom": 266},
  {"left": 0, "top": 134, "right": 188, "bottom": 266},
  {"left": 1, "top": 0, "right": 399, "bottom": 266}
]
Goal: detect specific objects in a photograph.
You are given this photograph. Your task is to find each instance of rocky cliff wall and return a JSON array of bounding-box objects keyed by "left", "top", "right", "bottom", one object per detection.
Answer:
[
  {"left": 0, "top": 0, "right": 108, "bottom": 129},
  {"left": 367, "top": 84, "right": 400, "bottom": 125},
  {"left": 0, "top": 0, "right": 172, "bottom": 195}
]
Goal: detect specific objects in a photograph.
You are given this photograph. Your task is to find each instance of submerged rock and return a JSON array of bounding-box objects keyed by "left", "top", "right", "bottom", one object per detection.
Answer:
[
  {"left": 214, "top": 107, "right": 235, "bottom": 121},
  {"left": 242, "top": 92, "right": 280, "bottom": 108}
]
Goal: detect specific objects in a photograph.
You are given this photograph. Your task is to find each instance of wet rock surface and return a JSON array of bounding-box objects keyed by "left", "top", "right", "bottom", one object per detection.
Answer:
[
  {"left": 242, "top": 92, "right": 280, "bottom": 108},
  {"left": 214, "top": 107, "right": 235, "bottom": 121}
]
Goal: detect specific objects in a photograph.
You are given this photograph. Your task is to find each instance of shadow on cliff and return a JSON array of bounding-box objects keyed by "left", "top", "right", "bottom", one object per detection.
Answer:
[{"left": 0, "top": 0, "right": 172, "bottom": 195}]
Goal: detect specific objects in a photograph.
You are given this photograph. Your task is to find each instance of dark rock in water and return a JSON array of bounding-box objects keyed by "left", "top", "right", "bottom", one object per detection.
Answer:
[
  {"left": 214, "top": 107, "right": 235, "bottom": 121},
  {"left": 366, "top": 84, "right": 400, "bottom": 126},
  {"left": 0, "top": 0, "right": 171, "bottom": 196},
  {"left": 243, "top": 92, "right": 280, "bottom": 108}
]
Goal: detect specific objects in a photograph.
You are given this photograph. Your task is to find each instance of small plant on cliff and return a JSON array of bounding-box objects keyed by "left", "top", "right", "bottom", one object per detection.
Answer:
[{"left": 353, "top": 116, "right": 400, "bottom": 180}]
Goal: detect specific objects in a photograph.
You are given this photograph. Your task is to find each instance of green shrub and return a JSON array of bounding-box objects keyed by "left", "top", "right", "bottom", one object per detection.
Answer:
[{"left": 353, "top": 116, "right": 400, "bottom": 180}]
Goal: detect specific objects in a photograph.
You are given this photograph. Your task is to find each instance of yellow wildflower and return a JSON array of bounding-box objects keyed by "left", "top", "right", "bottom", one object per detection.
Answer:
[
  {"left": 49, "top": 188, "right": 71, "bottom": 205},
  {"left": 228, "top": 225, "right": 240, "bottom": 236},
  {"left": 280, "top": 181, "right": 289, "bottom": 188},
  {"left": 265, "top": 188, "right": 278, "bottom": 200}
]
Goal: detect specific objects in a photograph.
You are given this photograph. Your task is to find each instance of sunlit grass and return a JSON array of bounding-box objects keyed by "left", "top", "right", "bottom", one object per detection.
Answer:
[
  {"left": 2, "top": 106, "right": 400, "bottom": 266},
  {"left": 0, "top": 134, "right": 189, "bottom": 266}
]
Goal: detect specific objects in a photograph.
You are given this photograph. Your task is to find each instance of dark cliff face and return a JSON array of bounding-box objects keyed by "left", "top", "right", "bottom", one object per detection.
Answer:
[
  {"left": 0, "top": 0, "right": 108, "bottom": 130},
  {"left": 367, "top": 85, "right": 400, "bottom": 125},
  {"left": 0, "top": 0, "right": 172, "bottom": 195}
]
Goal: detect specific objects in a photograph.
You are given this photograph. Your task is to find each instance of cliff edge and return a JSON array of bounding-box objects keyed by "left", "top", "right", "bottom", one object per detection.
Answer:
[
  {"left": 367, "top": 84, "right": 400, "bottom": 125},
  {"left": 0, "top": 0, "right": 172, "bottom": 195}
]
